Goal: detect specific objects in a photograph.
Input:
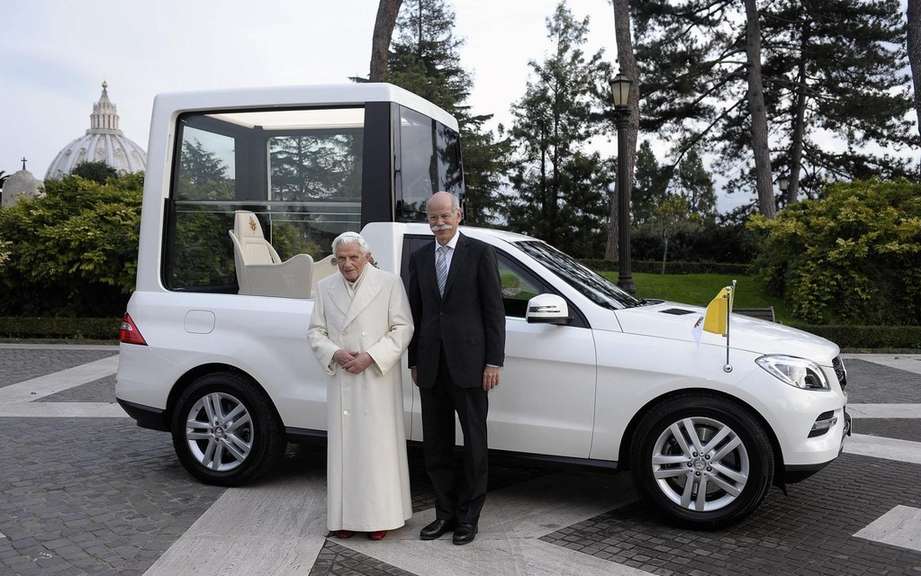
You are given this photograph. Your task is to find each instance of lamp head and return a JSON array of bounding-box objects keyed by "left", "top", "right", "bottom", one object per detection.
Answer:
[{"left": 609, "top": 73, "right": 632, "bottom": 109}]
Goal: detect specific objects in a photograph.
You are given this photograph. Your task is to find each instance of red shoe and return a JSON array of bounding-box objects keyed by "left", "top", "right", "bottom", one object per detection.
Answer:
[
  {"left": 368, "top": 530, "right": 387, "bottom": 541},
  {"left": 333, "top": 530, "right": 355, "bottom": 539}
]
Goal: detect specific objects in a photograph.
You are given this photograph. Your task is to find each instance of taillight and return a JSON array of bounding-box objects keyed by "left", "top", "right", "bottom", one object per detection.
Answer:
[{"left": 119, "top": 313, "right": 147, "bottom": 345}]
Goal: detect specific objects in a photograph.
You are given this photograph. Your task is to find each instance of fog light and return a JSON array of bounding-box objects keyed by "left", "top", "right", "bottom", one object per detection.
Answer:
[{"left": 809, "top": 410, "right": 838, "bottom": 438}]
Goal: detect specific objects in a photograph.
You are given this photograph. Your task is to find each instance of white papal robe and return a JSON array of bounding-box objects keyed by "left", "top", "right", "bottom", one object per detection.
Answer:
[{"left": 307, "top": 264, "right": 414, "bottom": 531}]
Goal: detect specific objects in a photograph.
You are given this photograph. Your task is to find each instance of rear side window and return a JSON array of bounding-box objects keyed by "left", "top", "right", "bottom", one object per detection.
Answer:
[
  {"left": 395, "top": 106, "right": 463, "bottom": 223},
  {"left": 164, "top": 107, "right": 365, "bottom": 293}
]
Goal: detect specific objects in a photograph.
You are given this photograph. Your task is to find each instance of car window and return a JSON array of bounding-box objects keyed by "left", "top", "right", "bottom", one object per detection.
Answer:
[
  {"left": 496, "top": 253, "right": 543, "bottom": 318},
  {"left": 516, "top": 240, "right": 640, "bottom": 310}
]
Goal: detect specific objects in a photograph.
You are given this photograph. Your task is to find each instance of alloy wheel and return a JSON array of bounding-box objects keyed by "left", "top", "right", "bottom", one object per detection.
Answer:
[
  {"left": 185, "top": 392, "right": 253, "bottom": 472},
  {"left": 650, "top": 416, "right": 750, "bottom": 512}
]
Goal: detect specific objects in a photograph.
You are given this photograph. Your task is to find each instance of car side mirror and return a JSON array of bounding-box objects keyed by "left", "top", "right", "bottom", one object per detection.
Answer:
[{"left": 526, "top": 294, "right": 569, "bottom": 325}]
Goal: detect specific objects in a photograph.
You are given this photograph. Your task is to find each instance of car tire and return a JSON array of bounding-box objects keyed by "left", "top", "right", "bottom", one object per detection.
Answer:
[
  {"left": 171, "top": 371, "right": 284, "bottom": 486},
  {"left": 630, "top": 393, "right": 774, "bottom": 529}
]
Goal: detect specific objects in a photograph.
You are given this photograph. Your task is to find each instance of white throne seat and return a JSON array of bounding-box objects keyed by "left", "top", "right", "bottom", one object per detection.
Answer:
[{"left": 228, "top": 211, "right": 313, "bottom": 298}]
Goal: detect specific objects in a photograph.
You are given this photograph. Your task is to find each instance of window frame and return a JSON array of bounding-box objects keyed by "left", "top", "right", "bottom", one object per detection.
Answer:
[{"left": 161, "top": 103, "right": 390, "bottom": 294}]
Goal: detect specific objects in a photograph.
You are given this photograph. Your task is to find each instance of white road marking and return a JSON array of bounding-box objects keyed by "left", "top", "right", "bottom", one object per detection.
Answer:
[
  {"left": 0, "top": 355, "right": 118, "bottom": 402},
  {"left": 0, "top": 402, "right": 126, "bottom": 418},
  {"left": 844, "top": 434, "right": 921, "bottom": 465},
  {"left": 848, "top": 404, "right": 921, "bottom": 419},
  {"left": 142, "top": 473, "right": 328, "bottom": 576},
  {"left": 0, "top": 355, "right": 126, "bottom": 418},
  {"left": 842, "top": 354, "right": 921, "bottom": 376},
  {"left": 854, "top": 505, "right": 921, "bottom": 553},
  {"left": 338, "top": 472, "right": 652, "bottom": 576}
]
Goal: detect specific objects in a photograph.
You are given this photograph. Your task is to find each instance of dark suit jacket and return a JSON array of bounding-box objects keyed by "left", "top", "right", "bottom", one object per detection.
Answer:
[{"left": 406, "top": 233, "right": 506, "bottom": 389}]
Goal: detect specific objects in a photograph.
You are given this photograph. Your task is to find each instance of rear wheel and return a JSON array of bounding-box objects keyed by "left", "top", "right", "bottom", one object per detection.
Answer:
[
  {"left": 171, "top": 372, "right": 284, "bottom": 486},
  {"left": 630, "top": 394, "right": 774, "bottom": 528}
]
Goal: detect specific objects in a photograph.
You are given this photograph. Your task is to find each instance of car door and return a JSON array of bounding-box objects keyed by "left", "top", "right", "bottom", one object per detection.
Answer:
[{"left": 402, "top": 236, "right": 596, "bottom": 458}]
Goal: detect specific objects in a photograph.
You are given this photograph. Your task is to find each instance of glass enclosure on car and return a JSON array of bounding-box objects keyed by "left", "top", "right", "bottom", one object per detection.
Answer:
[{"left": 162, "top": 103, "right": 464, "bottom": 293}]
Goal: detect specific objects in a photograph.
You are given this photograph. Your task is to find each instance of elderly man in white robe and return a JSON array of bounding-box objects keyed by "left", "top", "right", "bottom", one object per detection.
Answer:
[{"left": 307, "top": 231, "right": 414, "bottom": 541}]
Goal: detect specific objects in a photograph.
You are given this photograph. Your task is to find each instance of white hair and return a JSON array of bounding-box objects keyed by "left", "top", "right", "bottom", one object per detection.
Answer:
[
  {"left": 331, "top": 231, "right": 370, "bottom": 255},
  {"left": 427, "top": 192, "right": 460, "bottom": 211}
]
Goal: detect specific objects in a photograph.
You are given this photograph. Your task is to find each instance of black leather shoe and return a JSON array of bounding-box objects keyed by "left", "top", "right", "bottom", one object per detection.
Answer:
[
  {"left": 452, "top": 522, "right": 477, "bottom": 545},
  {"left": 420, "top": 518, "right": 456, "bottom": 540}
]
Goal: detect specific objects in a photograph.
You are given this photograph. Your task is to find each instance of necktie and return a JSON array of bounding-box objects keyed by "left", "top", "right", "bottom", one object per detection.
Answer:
[{"left": 436, "top": 245, "right": 449, "bottom": 296}]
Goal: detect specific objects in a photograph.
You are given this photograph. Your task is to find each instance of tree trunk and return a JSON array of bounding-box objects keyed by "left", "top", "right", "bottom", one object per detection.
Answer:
[
  {"left": 743, "top": 0, "right": 776, "bottom": 218},
  {"left": 605, "top": 0, "right": 641, "bottom": 259},
  {"left": 369, "top": 0, "right": 403, "bottom": 82},
  {"left": 909, "top": 0, "right": 921, "bottom": 140},
  {"left": 787, "top": 24, "right": 809, "bottom": 205},
  {"left": 661, "top": 235, "right": 668, "bottom": 275}
]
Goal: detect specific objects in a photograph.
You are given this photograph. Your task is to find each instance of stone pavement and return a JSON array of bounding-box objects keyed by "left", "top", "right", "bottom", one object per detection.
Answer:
[{"left": 1, "top": 345, "right": 920, "bottom": 575}]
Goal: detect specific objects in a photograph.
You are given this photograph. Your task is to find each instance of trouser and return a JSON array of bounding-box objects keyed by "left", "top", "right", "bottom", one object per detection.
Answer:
[{"left": 420, "top": 346, "right": 489, "bottom": 524}]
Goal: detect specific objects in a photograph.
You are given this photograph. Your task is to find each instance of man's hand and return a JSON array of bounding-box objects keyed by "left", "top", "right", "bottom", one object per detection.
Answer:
[
  {"left": 411, "top": 367, "right": 417, "bottom": 385},
  {"left": 482, "top": 366, "right": 501, "bottom": 392},
  {"left": 343, "top": 352, "right": 374, "bottom": 374},
  {"left": 333, "top": 349, "right": 355, "bottom": 367}
]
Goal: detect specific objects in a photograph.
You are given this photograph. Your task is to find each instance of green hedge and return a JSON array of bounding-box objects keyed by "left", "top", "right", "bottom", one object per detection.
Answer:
[
  {"left": 791, "top": 324, "right": 921, "bottom": 349},
  {"left": 581, "top": 259, "right": 750, "bottom": 275},
  {"left": 0, "top": 317, "right": 120, "bottom": 340}
]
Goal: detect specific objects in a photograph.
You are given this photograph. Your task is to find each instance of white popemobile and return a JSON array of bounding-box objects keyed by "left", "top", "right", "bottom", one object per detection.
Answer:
[{"left": 116, "top": 83, "right": 850, "bottom": 528}]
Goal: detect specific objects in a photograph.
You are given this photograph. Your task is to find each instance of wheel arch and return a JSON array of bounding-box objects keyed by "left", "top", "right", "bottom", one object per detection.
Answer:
[
  {"left": 166, "top": 363, "right": 284, "bottom": 432},
  {"left": 617, "top": 388, "right": 784, "bottom": 474}
]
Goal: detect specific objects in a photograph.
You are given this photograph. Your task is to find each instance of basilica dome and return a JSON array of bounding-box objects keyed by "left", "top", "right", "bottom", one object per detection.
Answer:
[{"left": 45, "top": 82, "right": 146, "bottom": 180}]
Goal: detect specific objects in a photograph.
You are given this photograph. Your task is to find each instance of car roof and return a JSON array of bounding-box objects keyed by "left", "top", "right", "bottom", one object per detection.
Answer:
[{"left": 152, "top": 83, "right": 458, "bottom": 131}]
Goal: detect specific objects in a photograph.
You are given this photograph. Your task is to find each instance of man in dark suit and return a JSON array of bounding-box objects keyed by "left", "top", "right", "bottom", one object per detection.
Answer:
[{"left": 407, "top": 191, "right": 506, "bottom": 545}]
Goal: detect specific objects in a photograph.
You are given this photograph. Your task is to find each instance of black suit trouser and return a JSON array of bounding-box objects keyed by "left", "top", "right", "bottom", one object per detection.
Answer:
[{"left": 420, "top": 345, "right": 489, "bottom": 524}]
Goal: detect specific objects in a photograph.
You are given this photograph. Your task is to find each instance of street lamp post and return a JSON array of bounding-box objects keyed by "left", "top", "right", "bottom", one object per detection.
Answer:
[{"left": 610, "top": 73, "right": 634, "bottom": 294}]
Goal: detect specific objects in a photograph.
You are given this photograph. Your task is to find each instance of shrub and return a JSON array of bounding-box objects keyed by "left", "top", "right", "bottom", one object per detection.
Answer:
[
  {"left": 0, "top": 173, "right": 143, "bottom": 316},
  {"left": 0, "top": 317, "right": 120, "bottom": 340},
  {"left": 750, "top": 179, "right": 921, "bottom": 325},
  {"left": 791, "top": 324, "right": 921, "bottom": 349}
]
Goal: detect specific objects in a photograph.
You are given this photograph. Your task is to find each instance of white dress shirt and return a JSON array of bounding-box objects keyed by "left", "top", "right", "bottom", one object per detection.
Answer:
[{"left": 434, "top": 229, "right": 460, "bottom": 272}]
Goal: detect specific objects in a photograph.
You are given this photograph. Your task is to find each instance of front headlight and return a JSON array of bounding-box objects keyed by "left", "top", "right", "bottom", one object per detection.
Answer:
[{"left": 756, "top": 355, "right": 829, "bottom": 391}]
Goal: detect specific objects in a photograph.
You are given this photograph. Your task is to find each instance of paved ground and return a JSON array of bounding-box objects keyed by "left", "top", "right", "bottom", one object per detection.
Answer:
[{"left": 1, "top": 346, "right": 920, "bottom": 576}]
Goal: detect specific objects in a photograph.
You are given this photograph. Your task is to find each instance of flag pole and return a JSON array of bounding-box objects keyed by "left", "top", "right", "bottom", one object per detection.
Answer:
[{"left": 723, "top": 280, "right": 736, "bottom": 373}]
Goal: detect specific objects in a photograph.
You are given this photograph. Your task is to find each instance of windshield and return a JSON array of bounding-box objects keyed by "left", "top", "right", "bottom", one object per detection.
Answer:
[{"left": 516, "top": 241, "right": 641, "bottom": 310}]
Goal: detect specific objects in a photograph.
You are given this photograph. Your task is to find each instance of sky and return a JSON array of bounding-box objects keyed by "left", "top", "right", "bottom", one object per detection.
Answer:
[{"left": 1, "top": 0, "right": 915, "bottom": 213}]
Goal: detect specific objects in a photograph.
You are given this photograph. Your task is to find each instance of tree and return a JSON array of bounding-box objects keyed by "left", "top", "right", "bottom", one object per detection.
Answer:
[
  {"left": 0, "top": 173, "right": 143, "bottom": 316},
  {"left": 387, "top": 0, "right": 509, "bottom": 225},
  {"left": 604, "top": 0, "right": 641, "bottom": 258},
  {"left": 650, "top": 194, "right": 695, "bottom": 273},
  {"left": 743, "top": 0, "right": 775, "bottom": 217},
  {"left": 672, "top": 147, "right": 716, "bottom": 219},
  {"left": 908, "top": 0, "right": 921, "bottom": 140},
  {"left": 633, "top": 0, "right": 916, "bottom": 210},
  {"left": 631, "top": 140, "right": 668, "bottom": 225},
  {"left": 505, "top": 2, "right": 609, "bottom": 255},
  {"left": 71, "top": 161, "right": 118, "bottom": 184},
  {"left": 370, "top": 0, "right": 404, "bottom": 81}
]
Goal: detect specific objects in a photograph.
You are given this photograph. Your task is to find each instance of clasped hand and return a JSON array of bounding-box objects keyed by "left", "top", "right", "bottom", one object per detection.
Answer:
[{"left": 333, "top": 349, "right": 373, "bottom": 374}]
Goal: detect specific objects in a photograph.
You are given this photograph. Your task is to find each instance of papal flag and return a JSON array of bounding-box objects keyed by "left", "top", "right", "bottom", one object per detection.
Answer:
[{"left": 703, "top": 285, "right": 734, "bottom": 336}]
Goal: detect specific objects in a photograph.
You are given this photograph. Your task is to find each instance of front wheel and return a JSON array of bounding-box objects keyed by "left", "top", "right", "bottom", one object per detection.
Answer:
[
  {"left": 171, "top": 372, "right": 284, "bottom": 486},
  {"left": 630, "top": 394, "right": 774, "bottom": 528}
]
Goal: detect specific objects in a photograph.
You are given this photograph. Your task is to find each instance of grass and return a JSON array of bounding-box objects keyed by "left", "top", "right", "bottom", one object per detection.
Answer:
[{"left": 600, "top": 271, "right": 792, "bottom": 323}]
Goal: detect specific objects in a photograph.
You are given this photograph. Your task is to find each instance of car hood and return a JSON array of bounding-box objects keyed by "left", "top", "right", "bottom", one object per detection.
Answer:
[{"left": 614, "top": 301, "right": 840, "bottom": 365}]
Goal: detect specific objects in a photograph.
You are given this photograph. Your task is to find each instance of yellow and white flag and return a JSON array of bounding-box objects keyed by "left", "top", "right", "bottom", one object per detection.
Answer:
[{"left": 703, "top": 286, "right": 734, "bottom": 336}]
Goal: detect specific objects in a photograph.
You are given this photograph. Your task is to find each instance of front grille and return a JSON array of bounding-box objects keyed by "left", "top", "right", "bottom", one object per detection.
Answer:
[{"left": 832, "top": 356, "right": 847, "bottom": 390}]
